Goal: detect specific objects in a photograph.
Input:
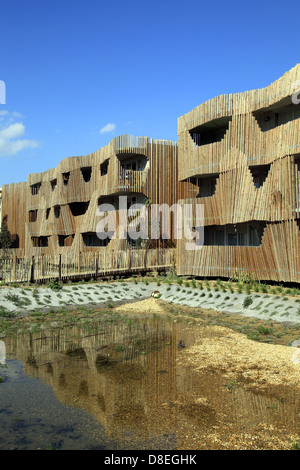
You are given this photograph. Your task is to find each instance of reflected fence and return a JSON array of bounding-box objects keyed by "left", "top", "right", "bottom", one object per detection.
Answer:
[{"left": 0, "top": 248, "right": 176, "bottom": 283}]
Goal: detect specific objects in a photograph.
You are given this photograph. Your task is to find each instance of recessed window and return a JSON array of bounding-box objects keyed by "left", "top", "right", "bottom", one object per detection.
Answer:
[
  {"left": 249, "top": 164, "right": 271, "bottom": 188},
  {"left": 81, "top": 167, "right": 92, "bottom": 182},
  {"left": 82, "top": 232, "right": 109, "bottom": 247},
  {"left": 253, "top": 101, "right": 300, "bottom": 132},
  {"left": 117, "top": 153, "right": 148, "bottom": 171},
  {"left": 58, "top": 234, "right": 74, "bottom": 247},
  {"left": 100, "top": 159, "right": 109, "bottom": 176},
  {"left": 30, "top": 182, "right": 41, "bottom": 195},
  {"left": 62, "top": 172, "right": 70, "bottom": 186},
  {"left": 204, "top": 222, "right": 266, "bottom": 247},
  {"left": 46, "top": 208, "right": 51, "bottom": 219},
  {"left": 190, "top": 117, "right": 232, "bottom": 146},
  {"left": 29, "top": 210, "right": 38, "bottom": 222},
  {"left": 51, "top": 179, "right": 57, "bottom": 191},
  {"left": 190, "top": 174, "right": 219, "bottom": 197},
  {"left": 54, "top": 206, "right": 60, "bottom": 218},
  {"left": 69, "top": 201, "right": 89, "bottom": 216},
  {"left": 31, "top": 236, "right": 49, "bottom": 247}
]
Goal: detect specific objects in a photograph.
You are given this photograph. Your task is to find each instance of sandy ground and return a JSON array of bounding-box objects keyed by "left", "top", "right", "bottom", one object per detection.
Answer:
[{"left": 116, "top": 297, "right": 300, "bottom": 389}]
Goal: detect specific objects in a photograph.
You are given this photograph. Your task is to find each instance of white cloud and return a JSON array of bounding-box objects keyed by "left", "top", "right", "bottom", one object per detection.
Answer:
[
  {"left": 0, "top": 121, "right": 40, "bottom": 157},
  {"left": 99, "top": 122, "right": 116, "bottom": 134}
]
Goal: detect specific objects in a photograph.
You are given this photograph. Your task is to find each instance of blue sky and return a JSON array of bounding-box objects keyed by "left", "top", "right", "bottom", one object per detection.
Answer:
[{"left": 0, "top": 0, "right": 299, "bottom": 185}]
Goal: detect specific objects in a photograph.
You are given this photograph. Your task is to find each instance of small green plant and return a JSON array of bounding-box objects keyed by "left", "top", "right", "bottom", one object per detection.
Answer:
[
  {"left": 243, "top": 296, "right": 253, "bottom": 308},
  {"left": 291, "top": 438, "right": 300, "bottom": 450},
  {"left": 258, "top": 326, "right": 272, "bottom": 335},
  {"left": 0, "top": 306, "right": 16, "bottom": 318},
  {"left": 47, "top": 279, "right": 62, "bottom": 291}
]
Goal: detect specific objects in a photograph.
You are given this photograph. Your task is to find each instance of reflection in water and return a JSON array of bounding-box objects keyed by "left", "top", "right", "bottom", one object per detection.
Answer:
[{"left": 4, "top": 313, "right": 300, "bottom": 450}]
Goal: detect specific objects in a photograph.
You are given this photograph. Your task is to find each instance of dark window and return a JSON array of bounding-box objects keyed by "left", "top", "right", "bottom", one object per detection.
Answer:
[
  {"left": 190, "top": 117, "right": 232, "bottom": 146},
  {"left": 100, "top": 160, "right": 109, "bottom": 176},
  {"left": 249, "top": 164, "right": 271, "bottom": 188},
  {"left": 46, "top": 208, "right": 51, "bottom": 219},
  {"left": 62, "top": 172, "right": 70, "bottom": 186},
  {"left": 204, "top": 222, "right": 265, "bottom": 247},
  {"left": 81, "top": 167, "right": 92, "bottom": 182},
  {"left": 31, "top": 183, "right": 41, "bottom": 195},
  {"left": 58, "top": 234, "right": 74, "bottom": 247},
  {"left": 54, "top": 206, "right": 60, "bottom": 218},
  {"left": 29, "top": 210, "right": 38, "bottom": 222},
  {"left": 82, "top": 232, "right": 109, "bottom": 247},
  {"left": 190, "top": 174, "right": 219, "bottom": 197},
  {"left": 31, "top": 236, "right": 48, "bottom": 247},
  {"left": 252, "top": 101, "right": 300, "bottom": 132},
  {"left": 51, "top": 179, "right": 57, "bottom": 191},
  {"left": 69, "top": 201, "right": 89, "bottom": 216}
]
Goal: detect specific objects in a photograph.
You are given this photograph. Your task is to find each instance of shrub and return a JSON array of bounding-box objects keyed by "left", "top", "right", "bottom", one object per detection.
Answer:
[
  {"left": 258, "top": 326, "right": 272, "bottom": 335},
  {"left": 47, "top": 279, "right": 62, "bottom": 291},
  {"left": 243, "top": 296, "right": 253, "bottom": 308}
]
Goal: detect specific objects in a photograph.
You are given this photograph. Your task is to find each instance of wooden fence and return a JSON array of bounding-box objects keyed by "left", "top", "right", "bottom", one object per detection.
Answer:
[{"left": 0, "top": 248, "right": 176, "bottom": 283}]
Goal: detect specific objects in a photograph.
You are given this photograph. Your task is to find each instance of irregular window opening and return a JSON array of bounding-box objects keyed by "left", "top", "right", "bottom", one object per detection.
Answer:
[
  {"left": 81, "top": 166, "right": 92, "bottom": 182},
  {"left": 253, "top": 98, "right": 300, "bottom": 132},
  {"left": 82, "top": 232, "right": 111, "bottom": 247},
  {"left": 58, "top": 234, "right": 74, "bottom": 247},
  {"left": 51, "top": 179, "right": 57, "bottom": 191},
  {"left": 31, "top": 236, "right": 49, "bottom": 247},
  {"left": 46, "top": 208, "right": 51, "bottom": 219},
  {"left": 249, "top": 164, "right": 271, "bottom": 188},
  {"left": 54, "top": 206, "right": 60, "bottom": 218},
  {"left": 30, "top": 182, "right": 41, "bottom": 195},
  {"left": 100, "top": 159, "right": 109, "bottom": 176},
  {"left": 190, "top": 174, "right": 219, "bottom": 197},
  {"left": 62, "top": 172, "right": 70, "bottom": 186},
  {"left": 69, "top": 201, "right": 89, "bottom": 217},
  {"left": 204, "top": 222, "right": 266, "bottom": 247},
  {"left": 29, "top": 210, "right": 38, "bottom": 222},
  {"left": 190, "top": 117, "right": 232, "bottom": 146},
  {"left": 97, "top": 195, "right": 118, "bottom": 210}
]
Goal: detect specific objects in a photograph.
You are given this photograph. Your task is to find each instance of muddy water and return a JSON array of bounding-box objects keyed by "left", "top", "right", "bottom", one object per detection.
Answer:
[{"left": 1, "top": 313, "right": 299, "bottom": 450}]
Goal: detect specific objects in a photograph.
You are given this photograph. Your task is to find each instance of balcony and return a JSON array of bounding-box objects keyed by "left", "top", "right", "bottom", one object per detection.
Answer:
[{"left": 118, "top": 168, "right": 148, "bottom": 192}]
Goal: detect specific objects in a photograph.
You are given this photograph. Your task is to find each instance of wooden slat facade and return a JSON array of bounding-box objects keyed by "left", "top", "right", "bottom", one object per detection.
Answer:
[
  {"left": 2, "top": 65, "right": 300, "bottom": 283},
  {"left": 1, "top": 135, "right": 179, "bottom": 260},
  {"left": 177, "top": 64, "right": 300, "bottom": 282}
]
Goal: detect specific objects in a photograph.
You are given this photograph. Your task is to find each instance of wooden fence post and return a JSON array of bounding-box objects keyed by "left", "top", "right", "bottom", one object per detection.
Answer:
[
  {"left": 59, "top": 254, "right": 62, "bottom": 281},
  {"left": 30, "top": 256, "right": 35, "bottom": 283},
  {"left": 95, "top": 255, "right": 98, "bottom": 279},
  {"left": 41, "top": 254, "right": 45, "bottom": 278},
  {"left": 13, "top": 256, "right": 17, "bottom": 281},
  {"left": 78, "top": 251, "right": 81, "bottom": 274},
  {"left": 128, "top": 250, "right": 131, "bottom": 271}
]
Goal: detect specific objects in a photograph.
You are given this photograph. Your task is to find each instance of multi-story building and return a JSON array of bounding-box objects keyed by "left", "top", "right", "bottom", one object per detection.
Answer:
[
  {"left": 1, "top": 135, "right": 178, "bottom": 257},
  {"left": 177, "top": 64, "right": 300, "bottom": 283},
  {"left": 1, "top": 64, "right": 300, "bottom": 283}
]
